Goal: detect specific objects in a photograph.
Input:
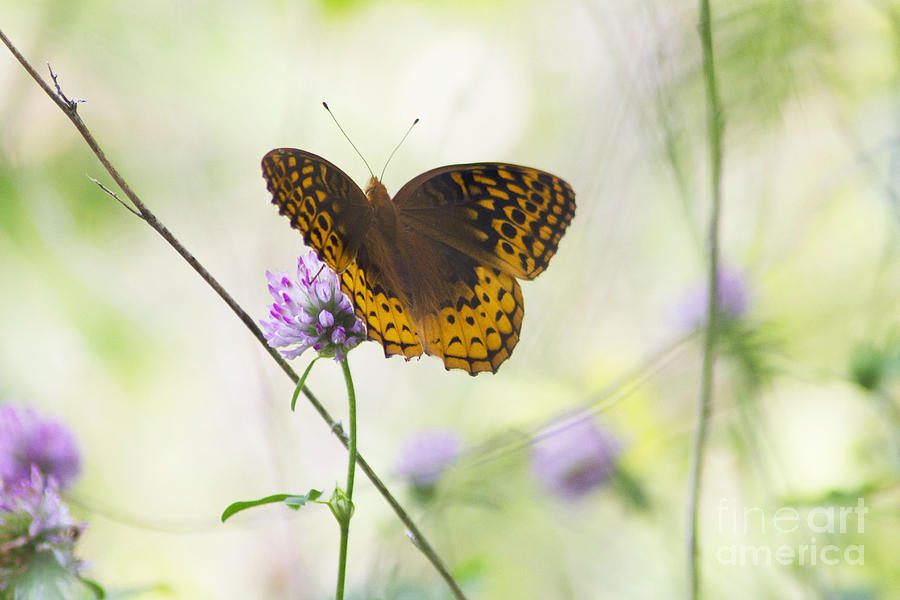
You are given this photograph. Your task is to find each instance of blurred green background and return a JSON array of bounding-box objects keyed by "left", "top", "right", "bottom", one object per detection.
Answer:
[{"left": 2, "top": 0, "right": 900, "bottom": 598}]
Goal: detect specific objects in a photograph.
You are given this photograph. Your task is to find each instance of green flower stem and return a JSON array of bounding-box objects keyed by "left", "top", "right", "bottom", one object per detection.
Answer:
[
  {"left": 341, "top": 358, "right": 358, "bottom": 511},
  {"left": 335, "top": 357, "right": 357, "bottom": 600},
  {"left": 686, "top": 0, "right": 724, "bottom": 598}
]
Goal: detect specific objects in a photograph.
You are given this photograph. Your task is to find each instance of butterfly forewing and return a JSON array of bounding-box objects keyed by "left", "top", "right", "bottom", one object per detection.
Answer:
[
  {"left": 394, "top": 164, "right": 576, "bottom": 280},
  {"left": 262, "top": 149, "right": 372, "bottom": 273}
]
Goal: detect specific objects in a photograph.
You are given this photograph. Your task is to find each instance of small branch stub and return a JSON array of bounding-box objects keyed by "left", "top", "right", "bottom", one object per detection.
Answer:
[
  {"left": 87, "top": 176, "right": 142, "bottom": 217},
  {"left": 47, "top": 64, "right": 84, "bottom": 112}
]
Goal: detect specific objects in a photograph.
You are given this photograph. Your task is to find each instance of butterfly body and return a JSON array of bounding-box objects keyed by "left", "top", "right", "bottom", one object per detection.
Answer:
[{"left": 262, "top": 148, "right": 575, "bottom": 375}]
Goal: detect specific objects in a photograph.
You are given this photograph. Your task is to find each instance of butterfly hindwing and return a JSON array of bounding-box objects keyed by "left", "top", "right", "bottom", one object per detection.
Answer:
[
  {"left": 394, "top": 164, "right": 576, "bottom": 280},
  {"left": 340, "top": 250, "right": 423, "bottom": 360},
  {"left": 262, "top": 148, "right": 372, "bottom": 273},
  {"left": 420, "top": 263, "right": 524, "bottom": 375}
]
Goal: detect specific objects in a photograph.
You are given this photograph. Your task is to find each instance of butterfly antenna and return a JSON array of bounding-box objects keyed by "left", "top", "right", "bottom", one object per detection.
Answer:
[
  {"left": 322, "top": 101, "right": 375, "bottom": 179},
  {"left": 380, "top": 118, "right": 420, "bottom": 181}
]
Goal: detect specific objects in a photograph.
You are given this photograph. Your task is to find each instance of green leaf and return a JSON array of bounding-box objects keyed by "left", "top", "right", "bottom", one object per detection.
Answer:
[
  {"left": 292, "top": 357, "right": 321, "bottom": 411},
  {"left": 284, "top": 488, "right": 323, "bottom": 509},
  {"left": 79, "top": 577, "right": 106, "bottom": 599},
  {"left": 611, "top": 466, "right": 650, "bottom": 512},
  {"left": 222, "top": 493, "right": 293, "bottom": 521},
  {"left": 221, "top": 490, "right": 324, "bottom": 521}
]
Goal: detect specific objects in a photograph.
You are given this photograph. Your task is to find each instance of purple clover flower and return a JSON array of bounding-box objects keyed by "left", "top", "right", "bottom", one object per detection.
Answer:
[
  {"left": 531, "top": 417, "right": 621, "bottom": 501},
  {"left": 260, "top": 251, "right": 367, "bottom": 361},
  {"left": 0, "top": 467, "right": 86, "bottom": 589},
  {"left": 677, "top": 266, "right": 750, "bottom": 330},
  {"left": 0, "top": 405, "right": 81, "bottom": 491},
  {"left": 394, "top": 430, "right": 461, "bottom": 487}
]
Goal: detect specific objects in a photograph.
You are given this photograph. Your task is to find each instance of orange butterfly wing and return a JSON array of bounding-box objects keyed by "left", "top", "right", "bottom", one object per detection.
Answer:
[
  {"left": 262, "top": 148, "right": 372, "bottom": 273},
  {"left": 262, "top": 148, "right": 422, "bottom": 361},
  {"left": 394, "top": 164, "right": 576, "bottom": 280},
  {"left": 339, "top": 248, "right": 423, "bottom": 360},
  {"left": 262, "top": 152, "right": 576, "bottom": 375},
  {"left": 417, "top": 264, "right": 524, "bottom": 374},
  {"left": 392, "top": 164, "right": 574, "bottom": 374}
]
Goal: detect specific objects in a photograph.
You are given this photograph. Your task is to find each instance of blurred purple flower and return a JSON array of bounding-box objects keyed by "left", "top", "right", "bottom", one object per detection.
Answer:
[
  {"left": 531, "top": 417, "right": 621, "bottom": 501},
  {"left": 260, "top": 251, "right": 367, "bottom": 361},
  {"left": 394, "top": 430, "right": 461, "bottom": 487},
  {"left": 0, "top": 467, "right": 86, "bottom": 588},
  {"left": 0, "top": 405, "right": 80, "bottom": 491},
  {"left": 677, "top": 266, "right": 750, "bottom": 329}
]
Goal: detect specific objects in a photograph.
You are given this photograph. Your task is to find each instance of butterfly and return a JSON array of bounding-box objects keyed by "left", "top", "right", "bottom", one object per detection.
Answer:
[{"left": 262, "top": 149, "right": 576, "bottom": 375}]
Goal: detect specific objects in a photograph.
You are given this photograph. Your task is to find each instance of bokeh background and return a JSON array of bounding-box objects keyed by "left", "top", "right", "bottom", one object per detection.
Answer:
[{"left": 2, "top": 0, "right": 900, "bottom": 598}]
